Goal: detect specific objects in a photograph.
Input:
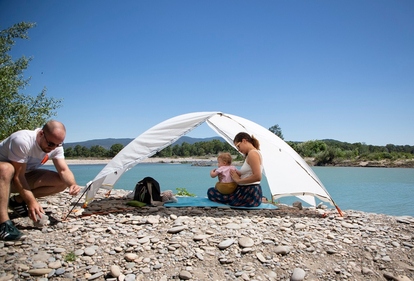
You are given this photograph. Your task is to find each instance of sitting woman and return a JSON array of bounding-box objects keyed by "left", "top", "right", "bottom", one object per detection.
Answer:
[{"left": 207, "top": 132, "right": 263, "bottom": 207}]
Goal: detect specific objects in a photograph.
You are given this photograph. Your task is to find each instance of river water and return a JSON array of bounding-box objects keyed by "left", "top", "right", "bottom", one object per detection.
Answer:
[{"left": 58, "top": 164, "right": 414, "bottom": 217}]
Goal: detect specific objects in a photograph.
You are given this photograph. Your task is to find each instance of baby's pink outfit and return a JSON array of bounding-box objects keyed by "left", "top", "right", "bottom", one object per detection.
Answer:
[{"left": 215, "top": 166, "right": 238, "bottom": 183}]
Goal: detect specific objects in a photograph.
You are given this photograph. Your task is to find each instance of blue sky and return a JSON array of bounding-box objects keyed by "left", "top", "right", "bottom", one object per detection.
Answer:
[{"left": 1, "top": 0, "right": 413, "bottom": 145}]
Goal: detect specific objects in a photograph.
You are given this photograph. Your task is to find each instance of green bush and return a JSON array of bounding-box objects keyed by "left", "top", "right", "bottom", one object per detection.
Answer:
[{"left": 314, "top": 147, "right": 336, "bottom": 166}]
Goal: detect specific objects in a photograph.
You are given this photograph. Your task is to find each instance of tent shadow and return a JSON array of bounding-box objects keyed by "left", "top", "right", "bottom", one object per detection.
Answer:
[{"left": 66, "top": 196, "right": 325, "bottom": 220}]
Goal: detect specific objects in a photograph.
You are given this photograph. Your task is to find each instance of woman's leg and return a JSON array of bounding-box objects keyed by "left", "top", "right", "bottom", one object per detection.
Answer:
[
  {"left": 207, "top": 187, "right": 232, "bottom": 204},
  {"left": 229, "top": 184, "right": 262, "bottom": 207}
]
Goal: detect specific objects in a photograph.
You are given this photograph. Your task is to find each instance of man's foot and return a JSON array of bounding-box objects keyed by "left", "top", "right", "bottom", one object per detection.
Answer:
[
  {"left": 0, "top": 220, "right": 25, "bottom": 241},
  {"left": 9, "top": 196, "right": 29, "bottom": 217}
]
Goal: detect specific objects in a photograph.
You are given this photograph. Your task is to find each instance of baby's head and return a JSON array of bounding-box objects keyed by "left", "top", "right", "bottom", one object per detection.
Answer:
[{"left": 217, "top": 152, "right": 232, "bottom": 167}]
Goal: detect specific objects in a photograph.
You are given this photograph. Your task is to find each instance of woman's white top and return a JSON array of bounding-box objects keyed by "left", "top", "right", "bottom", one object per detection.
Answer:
[{"left": 239, "top": 150, "right": 263, "bottom": 186}]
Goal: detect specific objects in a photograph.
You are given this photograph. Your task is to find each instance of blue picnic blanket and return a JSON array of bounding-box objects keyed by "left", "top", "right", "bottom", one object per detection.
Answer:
[{"left": 164, "top": 196, "right": 278, "bottom": 209}]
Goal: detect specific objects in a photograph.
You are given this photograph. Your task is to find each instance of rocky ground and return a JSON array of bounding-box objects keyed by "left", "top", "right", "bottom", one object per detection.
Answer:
[{"left": 1, "top": 189, "right": 413, "bottom": 281}]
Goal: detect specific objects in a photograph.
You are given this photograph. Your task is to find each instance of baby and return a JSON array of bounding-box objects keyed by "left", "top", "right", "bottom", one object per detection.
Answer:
[{"left": 210, "top": 152, "right": 241, "bottom": 194}]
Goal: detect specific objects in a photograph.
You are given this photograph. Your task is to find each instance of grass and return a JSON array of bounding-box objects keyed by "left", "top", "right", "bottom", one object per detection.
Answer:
[
  {"left": 175, "top": 187, "right": 196, "bottom": 197},
  {"left": 64, "top": 251, "right": 77, "bottom": 262}
]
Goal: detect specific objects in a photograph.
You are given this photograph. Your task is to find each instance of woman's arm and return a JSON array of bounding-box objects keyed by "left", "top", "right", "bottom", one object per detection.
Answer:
[{"left": 231, "top": 151, "right": 262, "bottom": 184}]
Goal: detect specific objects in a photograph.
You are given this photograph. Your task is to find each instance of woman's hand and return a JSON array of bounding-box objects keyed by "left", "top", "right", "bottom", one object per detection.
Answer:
[{"left": 230, "top": 169, "right": 241, "bottom": 183}]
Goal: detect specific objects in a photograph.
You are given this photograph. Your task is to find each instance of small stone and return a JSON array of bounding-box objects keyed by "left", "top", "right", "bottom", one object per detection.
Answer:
[
  {"left": 27, "top": 269, "right": 52, "bottom": 276},
  {"left": 55, "top": 268, "right": 65, "bottom": 275},
  {"left": 89, "top": 265, "right": 100, "bottom": 274},
  {"left": 53, "top": 248, "right": 66, "bottom": 254},
  {"left": 34, "top": 214, "right": 49, "bottom": 228},
  {"left": 402, "top": 242, "right": 414, "bottom": 248},
  {"left": 167, "top": 225, "right": 187, "bottom": 234},
  {"left": 84, "top": 247, "right": 96, "bottom": 256},
  {"left": 32, "top": 262, "right": 47, "bottom": 269},
  {"left": 110, "top": 265, "right": 121, "bottom": 277},
  {"left": 195, "top": 253, "right": 204, "bottom": 260},
  {"left": 292, "top": 201, "right": 302, "bottom": 210},
  {"left": 137, "top": 236, "right": 150, "bottom": 244},
  {"left": 294, "top": 223, "right": 306, "bottom": 229},
  {"left": 218, "top": 239, "right": 235, "bottom": 249},
  {"left": 341, "top": 221, "right": 356, "bottom": 228},
  {"left": 125, "top": 253, "right": 138, "bottom": 262},
  {"left": 326, "top": 248, "right": 337, "bottom": 255},
  {"left": 179, "top": 270, "right": 192, "bottom": 280},
  {"left": 193, "top": 234, "right": 209, "bottom": 241},
  {"left": 274, "top": 245, "right": 290, "bottom": 255},
  {"left": 361, "top": 267, "right": 374, "bottom": 275},
  {"left": 290, "top": 268, "right": 306, "bottom": 281},
  {"left": 74, "top": 249, "right": 84, "bottom": 256},
  {"left": 124, "top": 274, "right": 136, "bottom": 281},
  {"left": 225, "top": 223, "right": 241, "bottom": 229},
  {"left": 256, "top": 252, "right": 267, "bottom": 263},
  {"left": 241, "top": 247, "right": 253, "bottom": 254},
  {"left": 88, "top": 272, "right": 104, "bottom": 280},
  {"left": 238, "top": 237, "right": 254, "bottom": 248},
  {"left": 382, "top": 256, "right": 391, "bottom": 262},
  {"left": 48, "top": 260, "right": 62, "bottom": 269}
]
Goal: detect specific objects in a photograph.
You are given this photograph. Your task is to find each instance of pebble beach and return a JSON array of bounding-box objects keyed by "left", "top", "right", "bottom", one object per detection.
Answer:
[{"left": 1, "top": 187, "right": 413, "bottom": 281}]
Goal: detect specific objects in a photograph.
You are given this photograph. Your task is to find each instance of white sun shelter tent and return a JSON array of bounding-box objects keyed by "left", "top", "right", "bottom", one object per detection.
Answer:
[{"left": 83, "top": 112, "right": 342, "bottom": 214}]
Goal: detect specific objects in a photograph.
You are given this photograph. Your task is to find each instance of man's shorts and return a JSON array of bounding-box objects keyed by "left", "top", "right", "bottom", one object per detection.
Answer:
[{"left": 10, "top": 169, "right": 56, "bottom": 192}]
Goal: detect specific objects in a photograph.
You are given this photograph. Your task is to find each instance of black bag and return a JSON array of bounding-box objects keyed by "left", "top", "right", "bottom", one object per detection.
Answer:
[{"left": 133, "top": 177, "right": 163, "bottom": 206}]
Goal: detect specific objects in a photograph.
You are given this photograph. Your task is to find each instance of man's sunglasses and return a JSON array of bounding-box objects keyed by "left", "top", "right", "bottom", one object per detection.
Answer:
[{"left": 43, "top": 132, "right": 63, "bottom": 147}]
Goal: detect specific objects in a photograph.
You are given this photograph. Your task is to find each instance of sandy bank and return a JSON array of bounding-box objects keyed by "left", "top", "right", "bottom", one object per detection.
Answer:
[{"left": 46, "top": 157, "right": 220, "bottom": 166}]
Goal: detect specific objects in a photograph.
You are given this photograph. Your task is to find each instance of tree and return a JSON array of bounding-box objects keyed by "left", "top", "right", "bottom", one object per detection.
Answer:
[
  {"left": 296, "top": 140, "right": 327, "bottom": 157},
  {"left": 269, "top": 124, "right": 284, "bottom": 140},
  {"left": 0, "top": 22, "right": 62, "bottom": 140},
  {"left": 90, "top": 145, "right": 107, "bottom": 157},
  {"left": 108, "top": 143, "right": 124, "bottom": 157},
  {"left": 64, "top": 147, "right": 74, "bottom": 157},
  {"left": 74, "top": 145, "right": 83, "bottom": 157}
]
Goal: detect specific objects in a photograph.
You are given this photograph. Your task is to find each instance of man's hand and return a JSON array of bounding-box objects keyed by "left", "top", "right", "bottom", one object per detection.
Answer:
[
  {"left": 68, "top": 184, "right": 81, "bottom": 196},
  {"left": 27, "top": 199, "right": 45, "bottom": 222}
]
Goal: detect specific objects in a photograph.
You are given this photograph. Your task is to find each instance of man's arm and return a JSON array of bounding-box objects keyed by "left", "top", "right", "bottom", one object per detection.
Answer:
[
  {"left": 53, "top": 158, "right": 81, "bottom": 195},
  {"left": 11, "top": 161, "right": 45, "bottom": 220}
]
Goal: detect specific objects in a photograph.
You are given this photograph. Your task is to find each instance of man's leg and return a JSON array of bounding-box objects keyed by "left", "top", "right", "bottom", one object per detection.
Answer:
[
  {"left": 11, "top": 169, "right": 67, "bottom": 202},
  {"left": 0, "top": 162, "right": 24, "bottom": 241},
  {"left": 0, "top": 162, "right": 14, "bottom": 223}
]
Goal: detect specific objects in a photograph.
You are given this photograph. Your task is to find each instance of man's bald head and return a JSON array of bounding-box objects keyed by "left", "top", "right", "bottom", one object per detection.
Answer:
[
  {"left": 42, "top": 121, "right": 66, "bottom": 144},
  {"left": 43, "top": 121, "right": 66, "bottom": 135}
]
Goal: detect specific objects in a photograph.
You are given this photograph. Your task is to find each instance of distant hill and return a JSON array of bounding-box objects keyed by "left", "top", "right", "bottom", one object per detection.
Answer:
[{"left": 64, "top": 136, "right": 225, "bottom": 150}]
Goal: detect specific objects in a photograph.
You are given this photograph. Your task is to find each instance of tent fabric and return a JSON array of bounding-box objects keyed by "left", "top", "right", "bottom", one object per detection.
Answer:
[{"left": 84, "top": 112, "right": 338, "bottom": 208}]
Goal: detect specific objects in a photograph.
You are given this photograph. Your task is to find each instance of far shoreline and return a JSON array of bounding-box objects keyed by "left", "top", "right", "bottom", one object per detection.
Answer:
[
  {"left": 45, "top": 156, "right": 221, "bottom": 166},
  {"left": 46, "top": 157, "right": 414, "bottom": 168}
]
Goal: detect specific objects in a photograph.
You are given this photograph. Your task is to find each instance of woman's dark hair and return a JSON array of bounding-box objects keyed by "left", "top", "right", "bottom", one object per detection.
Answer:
[{"left": 233, "top": 132, "right": 260, "bottom": 150}]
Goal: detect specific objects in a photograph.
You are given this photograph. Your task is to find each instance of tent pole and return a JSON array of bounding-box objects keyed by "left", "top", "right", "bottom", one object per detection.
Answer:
[
  {"left": 331, "top": 199, "right": 344, "bottom": 217},
  {"left": 62, "top": 184, "right": 91, "bottom": 221},
  {"left": 335, "top": 204, "right": 344, "bottom": 217}
]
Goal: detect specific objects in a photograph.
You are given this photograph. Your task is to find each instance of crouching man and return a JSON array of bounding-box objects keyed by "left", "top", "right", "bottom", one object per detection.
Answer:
[{"left": 0, "top": 121, "right": 80, "bottom": 241}]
